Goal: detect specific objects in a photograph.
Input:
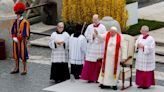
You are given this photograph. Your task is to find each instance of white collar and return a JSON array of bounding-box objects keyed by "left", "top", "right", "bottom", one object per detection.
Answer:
[{"left": 19, "top": 16, "right": 24, "bottom": 20}]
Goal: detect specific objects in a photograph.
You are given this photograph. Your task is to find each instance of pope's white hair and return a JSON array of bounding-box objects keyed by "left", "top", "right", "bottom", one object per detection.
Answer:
[{"left": 110, "top": 26, "right": 118, "bottom": 31}]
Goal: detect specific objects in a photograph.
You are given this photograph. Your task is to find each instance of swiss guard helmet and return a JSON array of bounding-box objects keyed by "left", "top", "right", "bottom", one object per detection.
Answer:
[{"left": 13, "top": 2, "right": 26, "bottom": 15}]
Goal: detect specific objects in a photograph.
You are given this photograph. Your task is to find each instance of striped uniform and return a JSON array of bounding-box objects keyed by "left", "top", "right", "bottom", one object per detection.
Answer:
[{"left": 10, "top": 18, "right": 30, "bottom": 60}]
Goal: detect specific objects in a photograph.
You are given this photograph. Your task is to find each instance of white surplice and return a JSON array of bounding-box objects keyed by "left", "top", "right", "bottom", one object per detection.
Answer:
[
  {"left": 135, "top": 35, "right": 155, "bottom": 71},
  {"left": 49, "top": 32, "right": 70, "bottom": 63},
  {"left": 69, "top": 34, "right": 87, "bottom": 65},
  {"left": 97, "top": 32, "right": 127, "bottom": 86},
  {"left": 84, "top": 24, "right": 107, "bottom": 62}
]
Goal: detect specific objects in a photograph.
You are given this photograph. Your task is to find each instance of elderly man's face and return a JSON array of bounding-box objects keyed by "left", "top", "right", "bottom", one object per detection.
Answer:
[
  {"left": 92, "top": 16, "right": 99, "bottom": 25},
  {"left": 110, "top": 29, "right": 117, "bottom": 36},
  {"left": 140, "top": 30, "right": 148, "bottom": 36}
]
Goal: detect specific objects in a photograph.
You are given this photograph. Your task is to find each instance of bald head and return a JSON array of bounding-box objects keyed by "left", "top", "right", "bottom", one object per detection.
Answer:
[{"left": 92, "top": 14, "right": 99, "bottom": 25}]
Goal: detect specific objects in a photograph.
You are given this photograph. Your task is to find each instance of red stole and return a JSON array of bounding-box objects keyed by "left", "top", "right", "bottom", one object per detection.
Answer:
[{"left": 101, "top": 32, "right": 121, "bottom": 79}]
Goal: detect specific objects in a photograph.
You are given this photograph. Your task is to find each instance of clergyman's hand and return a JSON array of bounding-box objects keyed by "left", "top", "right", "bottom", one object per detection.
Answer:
[
  {"left": 59, "top": 41, "right": 64, "bottom": 45},
  {"left": 94, "top": 29, "right": 98, "bottom": 36},
  {"left": 138, "top": 43, "right": 144, "bottom": 49}
]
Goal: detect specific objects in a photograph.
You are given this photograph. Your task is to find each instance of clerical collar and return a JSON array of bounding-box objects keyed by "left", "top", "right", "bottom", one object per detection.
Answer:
[
  {"left": 143, "top": 34, "right": 149, "bottom": 39},
  {"left": 93, "top": 23, "right": 100, "bottom": 27},
  {"left": 56, "top": 31, "right": 64, "bottom": 34}
]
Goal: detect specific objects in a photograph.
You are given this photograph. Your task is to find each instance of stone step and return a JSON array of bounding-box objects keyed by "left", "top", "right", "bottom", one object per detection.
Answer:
[
  {"left": 138, "top": 1, "right": 164, "bottom": 21},
  {"left": 156, "top": 55, "right": 164, "bottom": 64},
  {"left": 156, "top": 46, "right": 164, "bottom": 56},
  {"left": 28, "top": 16, "right": 42, "bottom": 25},
  {"left": 27, "top": 12, "right": 40, "bottom": 19},
  {"left": 30, "top": 22, "right": 56, "bottom": 34},
  {"left": 30, "top": 36, "right": 50, "bottom": 47}
]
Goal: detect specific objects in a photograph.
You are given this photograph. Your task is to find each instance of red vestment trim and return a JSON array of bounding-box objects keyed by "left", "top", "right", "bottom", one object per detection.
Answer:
[{"left": 101, "top": 32, "right": 121, "bottom": 79}]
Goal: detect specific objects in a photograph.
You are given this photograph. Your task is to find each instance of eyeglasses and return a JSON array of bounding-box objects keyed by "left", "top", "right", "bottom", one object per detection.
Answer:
[{"left": 58, "top": 26, "right": 64, "bottom": 29}]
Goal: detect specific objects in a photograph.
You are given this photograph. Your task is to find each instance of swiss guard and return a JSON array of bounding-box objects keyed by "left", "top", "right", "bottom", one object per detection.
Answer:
[{"left": 10, "top": 2, "right": 30, "bottom": 75}]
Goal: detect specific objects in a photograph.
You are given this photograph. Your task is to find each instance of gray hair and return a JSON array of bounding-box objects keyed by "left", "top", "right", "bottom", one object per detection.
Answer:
[{"left": 141, "top": 25, "right": 149, "bottom": 32}]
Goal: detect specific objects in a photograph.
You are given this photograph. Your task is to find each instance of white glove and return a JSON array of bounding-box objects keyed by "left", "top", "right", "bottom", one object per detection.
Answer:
[{"left": 13, "top": 37, "right": 18, "bottom": 43}]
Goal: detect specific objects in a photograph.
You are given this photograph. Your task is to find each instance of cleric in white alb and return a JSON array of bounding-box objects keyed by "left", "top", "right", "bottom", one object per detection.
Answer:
[
  {"left": 80, "top": 14, "right": 107, "bottom": 83},
  {"left": 49, "top": 22, "right": 70, "bottom": 83},
  {"left": 135, "top": 25, "right": 156, "bottom": 89},
  {"left": 69, "top": 24, "right": 87, "bottom": 79}
]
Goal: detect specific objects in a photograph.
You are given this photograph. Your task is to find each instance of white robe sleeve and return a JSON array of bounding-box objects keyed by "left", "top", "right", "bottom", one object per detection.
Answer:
[
  {"left": 63, "top": 32, "right": 70, "bottom": 50},
  {"left": 121, "top": 35, "right": 127, "bottom": 60},
  {"left": 69, "top": 34, "right": 73, "bottom": 51},
  {"left": 97, "top": 32, "right": 107, "bottom": 41},
  {"left": 80, "top": 36, "right": 87, "bottom": 55},
  {"left": 97, "top": 25, "right": 107, "bottom": 42},
  {"left": 144, "top": 37, "right": 155, "bottom": 55},
  {"left": 48, "top": 32, "right": 56, "bottom": 49},
  {"left": 84, "top": 26, "right": 93, "bottom": 43},
  {"left": 135, "top": 35, "right": 142, "bottom": 52}
]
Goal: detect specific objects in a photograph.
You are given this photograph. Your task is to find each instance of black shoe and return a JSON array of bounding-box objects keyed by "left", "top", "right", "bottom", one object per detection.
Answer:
[
  {"left": 21, "top": 72, "right": 27, "bottom": 75},
  {"left": 88, "top": 80, "right": 94, "bottom": 83},
  {"left": 99, "top": 84, "right": 103, "bottom": 87},
  {"left": 142, "top": 87, "right": 149, "bottom": 89},
  {"left": 100, "top": 84, "right": 111, "bottom": 89},
  {"left": 10, "top": 69, "right": 19, "bottom": 74},
  {"left": 55, "top": 80, "right": 61, "bottom": 83},
  {"left": 112, "top": 86, "right": 118, "bottom": 90}
]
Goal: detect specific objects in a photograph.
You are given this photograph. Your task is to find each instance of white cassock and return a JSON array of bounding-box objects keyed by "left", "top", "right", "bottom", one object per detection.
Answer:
[
  {"left": 97, "top": 32, "right": 127, "bottom": 86},
  {"left": 135, "top": 35, "right": 155, "bottom": 71},
  {"left": 84, "top": 24, "right": 106, "bottom": 62},
  {"left": 49, "top": 32, "right": 70, "bottom": 63},
  {"left": 69, "top": 34, "right": 87, "bottom": 65}
]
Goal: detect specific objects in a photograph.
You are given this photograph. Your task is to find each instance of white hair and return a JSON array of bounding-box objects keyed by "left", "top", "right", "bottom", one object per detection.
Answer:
[
  {"left": 141, "top": 25, "right": 149, "bottom": 32},
  {"left": 110, "top": 26, "right": 118, "bottom": 31}
]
